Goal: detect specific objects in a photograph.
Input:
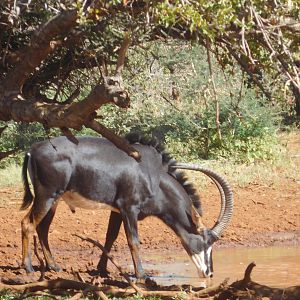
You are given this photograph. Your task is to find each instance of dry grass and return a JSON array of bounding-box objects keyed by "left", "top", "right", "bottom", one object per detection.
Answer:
[
  {"left": 175, "top": 130, "right": 300, "bottom": 189},
  {"left": 0, "top": 163, "right": 22, "bottom": 188},
  {"left": 0, "top": 131, "right": 298, "bottom": 189}
]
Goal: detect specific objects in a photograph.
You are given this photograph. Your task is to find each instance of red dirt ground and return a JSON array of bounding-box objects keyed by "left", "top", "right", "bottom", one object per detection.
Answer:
[{"left": 0, "top": 132, "right": 299, "bottom": 283}]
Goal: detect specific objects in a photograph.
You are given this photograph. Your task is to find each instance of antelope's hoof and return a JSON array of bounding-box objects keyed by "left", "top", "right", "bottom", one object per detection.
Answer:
[
  {"left": 47, "top": 263, "right": 61, "bottom": 272},
  {"left": 144, "top": 277, "right": 158, "bottom": 287},
  {"left": 24, "top": 264, "right": 35, "bottom": 274},
  {"left": 92, "top": 268, "right": 110, "bottom": 278},
  {"left": 135, "top": 274, "right": 148, "bottom": 284}
]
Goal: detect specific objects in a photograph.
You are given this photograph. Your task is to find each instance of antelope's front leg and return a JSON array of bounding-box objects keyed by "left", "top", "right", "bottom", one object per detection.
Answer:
[
  {"left": 97, "top": 211, "right": 123, "bottom": 277},
  {"left": 122, "top": 210, "right": 145, "bottom": 280}
]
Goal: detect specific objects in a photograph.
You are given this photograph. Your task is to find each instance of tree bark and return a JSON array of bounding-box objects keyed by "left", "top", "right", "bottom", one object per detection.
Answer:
[
  {"left": 292, "top": 82, "right": 300, "bottom": 116},
  {"left": 2, "top": 9, "right": 78, "bottom": 93}
]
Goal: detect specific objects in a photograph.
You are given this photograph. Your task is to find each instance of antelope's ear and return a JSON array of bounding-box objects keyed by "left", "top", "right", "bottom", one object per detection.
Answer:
[{"left": 191, "top": 206, "right": 205, "bottom": 233}]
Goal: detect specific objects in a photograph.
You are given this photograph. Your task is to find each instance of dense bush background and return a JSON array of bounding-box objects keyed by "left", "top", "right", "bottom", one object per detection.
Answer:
[{"left": 0, "top": 43, "right": 293, "bottom": 166}]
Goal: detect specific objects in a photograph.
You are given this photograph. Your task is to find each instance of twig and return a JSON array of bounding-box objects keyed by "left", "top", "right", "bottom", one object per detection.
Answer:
[
  {"left": 63, "top": 87, "right": 80, "bottom": 104},
  {"left": 160, "top": 93, "right": 180, "bottom": 111},
  {"left": 240, "top": 17, "right": 255, "bottom": 65},
  {"left": 68, "top": 285, "right": 108, "bottom": 300},
  {"left": 74, "top": 233, "right": 144, "bottom": 296},
  {"left": 251, "top": 6, "right": 276, "bottom": 60},
  {"left": 95, "top": 290, "right": 110, "bottom": 300},
  {"left": 220, "top": 40, "right": 272, "bottom": 101},
  {"left": 206, "top": 39, "right": 222, "bottom": 142},
  {"left": 250, "top": 5, "right": 300, "bottom": 90},
  {"left": 71, "top": 267, "right": 85, "bottom": 283},
  {"left": 100, "top": 286, "right": 189, "bottom": 299}
]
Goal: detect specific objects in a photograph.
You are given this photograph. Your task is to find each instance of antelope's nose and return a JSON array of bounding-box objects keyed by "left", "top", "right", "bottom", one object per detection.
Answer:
[{"left": 205, "top": 270, "right": 213, "bottom": 278}]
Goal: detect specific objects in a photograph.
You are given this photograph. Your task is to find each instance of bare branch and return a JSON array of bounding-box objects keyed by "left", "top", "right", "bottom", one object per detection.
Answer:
[
  {"left": 85, "top": 120, "right": 140, "bottom": 161},
  {"left": 63, "top": 88, "right": 81, "bottom": 105},
  {"left": 219, "top": 38, "right": 273, "bottom": 101},
  {"left": 0, "top": 278, "right": 101, "bottom": 293},
  {"left": 25, "top": 51, "right": 107, "bottom": 90},
  {"left": 115, "top": 33, "right": 131, "bottom": 76},
  {"left": 206, "top": 39, "right": 221, "bottom": 142}
]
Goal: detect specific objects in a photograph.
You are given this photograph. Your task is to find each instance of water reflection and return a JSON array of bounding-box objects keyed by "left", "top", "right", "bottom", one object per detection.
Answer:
[{"left": 144, "top": 247, "right": 300, "bottom": 288}]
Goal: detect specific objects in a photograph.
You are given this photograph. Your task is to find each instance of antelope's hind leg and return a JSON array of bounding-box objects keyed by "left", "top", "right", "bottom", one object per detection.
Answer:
[
  {"left": 21, "top": 207, "right": 35, "bottom": 273},
  {"left": 21, "top": 196, "right": 57, "bottom": 273},
  {"left": 36, "top": 202, "right": 60, "bottom": 272}
]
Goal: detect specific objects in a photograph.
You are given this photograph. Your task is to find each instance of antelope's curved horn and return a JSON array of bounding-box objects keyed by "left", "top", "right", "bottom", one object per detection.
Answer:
[
  {"left": 172, "top": 163, "right": 233, "bottom": 239},
  {"left": 210, "top": 177, "right": 226, "bottom": 225}
]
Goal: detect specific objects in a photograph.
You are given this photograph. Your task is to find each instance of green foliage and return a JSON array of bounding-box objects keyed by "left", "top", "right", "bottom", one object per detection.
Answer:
[
  {"left": 0, "top": 122, "right": 60, "bottom": 167},
  {"left": 0, "top": 42, "right": 286, "bottom": 165},
  {"left": 80, "top": 43, "right": 283, "bottom": 163},
  {"left": 0, "top": 0, "right": 298, "bottom": 165},
  {"left": 0, "top": 122, "right": 45, "bottom": 151},
  {"left": 0, "top": 291, "right": 54, "bottom": 300}
]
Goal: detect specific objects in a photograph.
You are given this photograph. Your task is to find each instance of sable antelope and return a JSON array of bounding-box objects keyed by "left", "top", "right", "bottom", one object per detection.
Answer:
[{"left": 21, "top": 134, "right": 233, "bottom": 279}]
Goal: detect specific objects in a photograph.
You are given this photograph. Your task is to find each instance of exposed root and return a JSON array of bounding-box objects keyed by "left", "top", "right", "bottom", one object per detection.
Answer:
[{"left": 242, "top": 261, "right": 256, "bottom": 285}]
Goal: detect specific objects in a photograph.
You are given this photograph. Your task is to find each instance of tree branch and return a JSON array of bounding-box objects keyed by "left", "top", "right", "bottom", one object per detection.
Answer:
[
  {"left": 85, "top": 120, "right": 141, "bottom": 160},
  {"left": 24, "top": 51, "right": 107, "bottom": 93},
  {"left": 2, "top": 9, "right": 78, "bottom": 92},
  {"left": 0, "top": 148, "right": 18, "bottom": 160},
  {"left": 115, "top": 33, "right": 131, "bottom": 76},
  {"left": 74, "top": 234, "right": 144, "bottom": 296},
  {"left": 12, "top": 81, "right": 127, "bottom": 124},
  {"left": 219, "top": 39, "right": 273, "bottom": 101}
]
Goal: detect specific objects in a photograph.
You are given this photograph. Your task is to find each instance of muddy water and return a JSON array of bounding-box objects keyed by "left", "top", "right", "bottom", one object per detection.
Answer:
[{"left": 143, "top": 247, "right": 300, "bottom": 288}]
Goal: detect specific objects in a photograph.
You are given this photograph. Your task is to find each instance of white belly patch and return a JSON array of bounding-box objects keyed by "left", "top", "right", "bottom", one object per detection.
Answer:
[{"left": 61, "top": 191, "right": 119, "bottom": 213}]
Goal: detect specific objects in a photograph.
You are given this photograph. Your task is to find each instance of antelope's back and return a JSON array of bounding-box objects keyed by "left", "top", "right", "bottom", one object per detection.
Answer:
[{"left": 28, "top": 136, "right": 164, "bottom": 203}]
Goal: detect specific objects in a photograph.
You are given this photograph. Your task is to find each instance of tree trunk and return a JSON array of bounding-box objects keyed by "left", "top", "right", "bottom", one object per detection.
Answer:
[{"left": 292, "top": 83, "right": 300, "bottom": 116}]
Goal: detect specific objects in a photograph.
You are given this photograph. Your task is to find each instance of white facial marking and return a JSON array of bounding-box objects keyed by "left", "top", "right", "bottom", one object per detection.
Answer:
[
  {"left": 191, "top": 252, "right": 207, "bottom": 277},
  {"left": 191, "top": 245, "right": 213, "bottom": 278},
  {"left": 207, "top": 246, "right": 212, "bottom": 258}
]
